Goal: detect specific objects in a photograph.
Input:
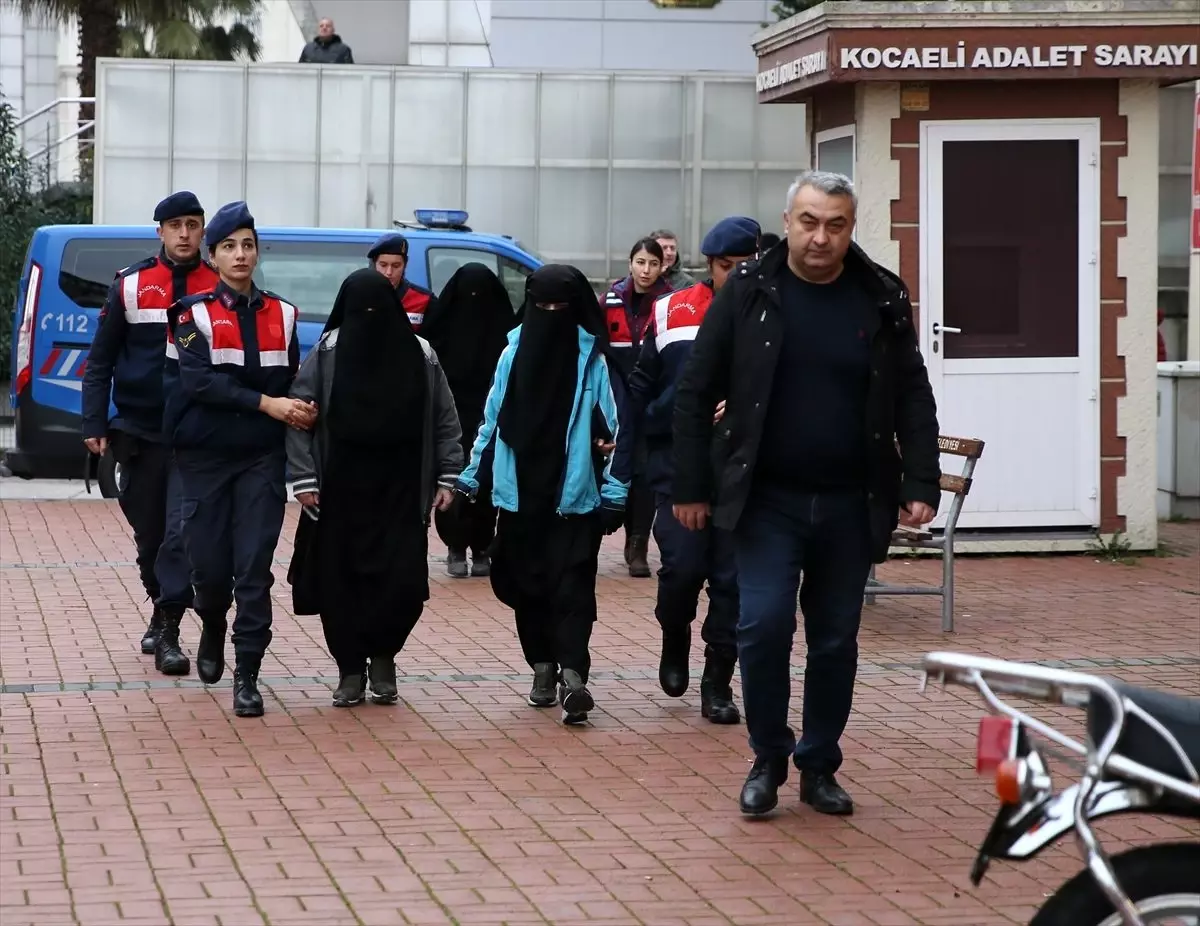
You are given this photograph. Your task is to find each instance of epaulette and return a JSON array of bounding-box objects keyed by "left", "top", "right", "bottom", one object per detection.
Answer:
[
  {"left": 114, "top": 255, "right": 158, "bottom": 278},
  {"left": 176, "top": 291, "right": 217, "bottom": 309},
  {"left": 735, "top": 256, "right": 764, "bottom": 279}
]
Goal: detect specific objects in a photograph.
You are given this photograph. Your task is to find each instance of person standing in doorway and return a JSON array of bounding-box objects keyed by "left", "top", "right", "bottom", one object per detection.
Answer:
[
  {"left": 650, "top": 229, "right": 694, "bottom": 291},
  {"left": 299, "top": 17, "right": 354, "bottom": 63},
  {"left": 164, "top": 201, "right": 316, "bottom": 718},
  {"left": 423, "top": 262, "right": 516, "bottom": 578},
  {"left": 81, "top": 191, "right": 217, "bottom": 673},
  {"left": 628, "top": 216, "right": 760, "bottom": 726},
  {"left": 456, "top": 265, "right": 630, "bottom": 725},
  {"left": 367, "top": 233, "right": 439, "bottom": 333},
  {"left": 602, "top": 237, "right": 671, "bottom": 577},
  {"left": 671, "top": 171, "right": 941, "bottom": 817},
  {"left": 287, "top": 269, "right": 463, "bottom": 707}
]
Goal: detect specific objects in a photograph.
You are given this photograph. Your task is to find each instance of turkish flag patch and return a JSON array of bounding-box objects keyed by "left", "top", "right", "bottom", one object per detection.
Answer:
[{"left": 178, "top": 310, "right": 192, "bottom": 325}]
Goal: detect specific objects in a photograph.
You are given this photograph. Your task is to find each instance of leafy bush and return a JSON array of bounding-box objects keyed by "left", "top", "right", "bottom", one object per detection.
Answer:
[{"left": 0, "top": 100, "right": 93, "bottom": 382}]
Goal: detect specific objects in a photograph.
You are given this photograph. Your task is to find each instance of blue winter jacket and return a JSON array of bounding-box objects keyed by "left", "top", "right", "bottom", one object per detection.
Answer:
[{"left": 457, "top": 325, "right": 631, "bottom": 515}]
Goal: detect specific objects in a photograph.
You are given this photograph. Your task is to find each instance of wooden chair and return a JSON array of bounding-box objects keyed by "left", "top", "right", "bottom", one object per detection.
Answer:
[{"left": 864, "top": 435, "right": 985, "bottom": 633}]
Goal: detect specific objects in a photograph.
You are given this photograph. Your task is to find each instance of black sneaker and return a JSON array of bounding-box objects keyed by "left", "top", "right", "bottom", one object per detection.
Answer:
[
  {"left": 527, "top": 662, "right": 558, "bottom": 707},
  {"left": 470, "top": 552, "right": 491, "bottom": 577},
  {"left": 367, "top": 657, "right": 398, "bottom": 704},
  {"left": 446, "top": 549, "right": 468, "bottom": 578},
  {"left": 558, "top": 669, "right": 594, "bottom": 725},
  {"left": 333, "top": 671, "right": 367, "bottom": 707}
]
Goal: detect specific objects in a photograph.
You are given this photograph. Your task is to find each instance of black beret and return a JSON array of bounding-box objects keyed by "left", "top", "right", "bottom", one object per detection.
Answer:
[
  {"left": 367, "top": 233, "right": 408, "bottom": 261},
  {"left": 153, "top": 190, "right": 204, "bottom": 223},
  {"left": 204, "top": 201, "right": 256, "bottom": 249}
]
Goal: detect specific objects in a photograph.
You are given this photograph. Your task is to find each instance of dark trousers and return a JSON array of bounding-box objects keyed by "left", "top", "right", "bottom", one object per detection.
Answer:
[
  {"left": 154, "top": 460, "right": 194, "bottom": 611},
  {"left": 434, "top": 497, "right": 496, "bottom": 555},
  {"left": 623, "top": 471, "right": 656, "bottom": 539},
  {"left": 111, "top": 431, "right": 169, "bottom": 602},
  {"left": 652, "top": 492, "right": 738, "bottom": 663},
  {"left": 733, "top": 486, "right": 873, "bottom": 774},
  {"left": 321, "top": 602, "right": 423, "bottom": 676},
  {"left": 177, "top": 450, "right": 287, "bottom": 659}
]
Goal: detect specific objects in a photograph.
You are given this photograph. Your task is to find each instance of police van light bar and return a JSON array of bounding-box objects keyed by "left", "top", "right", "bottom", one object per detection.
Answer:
[{"left": 414, "top": 209, "right": 469, "bottom": 228}]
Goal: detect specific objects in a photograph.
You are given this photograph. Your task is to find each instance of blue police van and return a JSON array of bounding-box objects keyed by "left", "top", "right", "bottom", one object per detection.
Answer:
[{"left": 7, "top": 210, "right": 542, "bottom": 494}]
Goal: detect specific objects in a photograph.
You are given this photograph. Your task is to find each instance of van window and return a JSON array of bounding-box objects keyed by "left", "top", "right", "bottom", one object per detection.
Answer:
[
  {"left": 255, "top": 240, "right": 367, "bottom": 324},
  {"left": 59, "top": 238, "right": 158, "bottom": 309},
  {"left": 425, "top": 246, "right": 534, "bottom": 311}
]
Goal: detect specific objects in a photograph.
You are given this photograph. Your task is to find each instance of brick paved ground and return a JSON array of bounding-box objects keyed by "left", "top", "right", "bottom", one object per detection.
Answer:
[{"left": 1, "top": 498, "right": 1197, "bottom": 926}]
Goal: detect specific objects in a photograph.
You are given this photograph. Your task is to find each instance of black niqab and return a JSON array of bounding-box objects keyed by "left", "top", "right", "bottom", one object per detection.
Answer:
[
  {"left": 423, "top": 262, "right": 514, "bottom": 421},
  {"left": 498, "top": 265, "right": 583, "bottom": 458},
  {"left": 326, "top": 268, "right": 427, "bottom": 448}
]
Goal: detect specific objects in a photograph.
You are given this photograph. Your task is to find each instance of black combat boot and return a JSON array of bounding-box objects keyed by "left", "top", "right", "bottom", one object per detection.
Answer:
[
  {"left": 627, "top": 535, "right": 651, "bottom": 579},
  {"left": 699, "top": 652, "right": 740, "bottom": 724},
  {"left": 232, "top": 655, "right": 264, "bottom": 718},
  {"left": 799, "top": 771, "right": 854, "bottom": 816},
  {"left": 658, "top": 626, "right": 691, "bottom": 697},
  {"left": 446, "top": 549, "right": 468, "bottom": 578},
  {"left": 154, "top": 608, "right": 191, "bottom": 676},
  {"left": 140, "top": 606, "right": 164, "bottom": 654},
  {"left": 195, "top": 614, "right": 227, "bottom": 685}
]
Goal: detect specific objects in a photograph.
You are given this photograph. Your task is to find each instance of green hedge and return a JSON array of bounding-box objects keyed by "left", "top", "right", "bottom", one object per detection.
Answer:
[{"left": 0, "top": 101, "right": 94, "bottom": 382}]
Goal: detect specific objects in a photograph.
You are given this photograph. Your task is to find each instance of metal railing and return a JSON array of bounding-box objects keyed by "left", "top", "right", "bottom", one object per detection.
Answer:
[{"left": 15, "top": 96, "right": 95, "bottom": 185}]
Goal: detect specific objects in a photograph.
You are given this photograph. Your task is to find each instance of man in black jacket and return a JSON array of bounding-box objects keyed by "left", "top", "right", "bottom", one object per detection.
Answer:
[
  {"left": 671, "top": 170, "right": 941, "bottom": 818},
  {"left": 299, "top": 18, "right": 354, "bottom": 64}
]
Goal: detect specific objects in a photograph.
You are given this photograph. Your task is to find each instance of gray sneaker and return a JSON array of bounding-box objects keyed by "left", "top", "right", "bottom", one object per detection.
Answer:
[
  {"left": 333, "top": 671, "right": 367, "bottom": 707},
  {"left": 528, "top": 662, "right": 558, "bottom": 707},
  {"left": 446, "top": 549, "right": 469, "bottom": 578},
  {"left": 558, "top": 669, "right": 594, "bottom": 725}
]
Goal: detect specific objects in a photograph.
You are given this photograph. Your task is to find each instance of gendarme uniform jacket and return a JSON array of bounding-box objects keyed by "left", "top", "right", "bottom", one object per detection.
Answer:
[
  {"left": 671, "top": 242, "right": 942, "bottom": 564},
  {"left": 285, "top": 329, "right": 464, "bottom": 522},
  {"left": 162, "top": 282, "right": 299, "bottom": 455}
]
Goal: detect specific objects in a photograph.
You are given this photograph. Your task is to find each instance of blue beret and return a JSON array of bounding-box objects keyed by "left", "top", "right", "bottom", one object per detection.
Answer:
[
  {"left": 204, "top": 201, "right": 256, "bottom": 249},
  {"left": 153, "top": 191, "right": 204, "bottom": 223},
  {"left": 701, "top": 216, "right": 761, "bottom": 258},
  {"left": 367, "top": 233, "right": 409, "bottom": 261}
]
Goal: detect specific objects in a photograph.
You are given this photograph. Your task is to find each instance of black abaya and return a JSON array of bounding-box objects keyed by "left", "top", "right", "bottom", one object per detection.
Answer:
[
  {"left": 425, "top": 263, "right": 514, "bottom": 554},
  {"left": 315, "top": 269, "right": 430, "bottom": 673}
]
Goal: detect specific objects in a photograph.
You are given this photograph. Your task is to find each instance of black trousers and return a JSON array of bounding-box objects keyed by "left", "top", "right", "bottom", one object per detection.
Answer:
[
  {"left": 652, "top": 493, "right": 738, "bottom": 663},
  {"left": 490, "top": 513, "right": 602, "bottom": 683},
  {"left": 321, "top": 602, "right": 423, "bottom": 676},
  {"left": 434, "top": 497, "right": 497, "bottom": 555},
  {"left": 110, "top": 431, "right": 169, "bottom": 603},
  {"left": 623, "top": 472, "right": 656, "bottom": 540},
  {"left": 177, "top": 450, "right": 286, "bottom": 659}
]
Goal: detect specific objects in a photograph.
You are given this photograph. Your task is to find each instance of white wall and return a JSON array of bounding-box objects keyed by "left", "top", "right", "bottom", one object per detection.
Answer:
[{"left": 0, "top": 6, "right": 59, "bottom": 163}]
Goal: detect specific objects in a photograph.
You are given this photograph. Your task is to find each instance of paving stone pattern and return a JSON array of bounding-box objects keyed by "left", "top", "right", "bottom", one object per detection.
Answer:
[{"left": 1, "top": 500, "right": 1198, "bottom": 926}]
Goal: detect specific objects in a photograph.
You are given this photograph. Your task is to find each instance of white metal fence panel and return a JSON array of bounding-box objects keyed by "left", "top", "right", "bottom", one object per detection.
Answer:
[{"left": 95, "top": 60, "right": 807, "bottom": 280}]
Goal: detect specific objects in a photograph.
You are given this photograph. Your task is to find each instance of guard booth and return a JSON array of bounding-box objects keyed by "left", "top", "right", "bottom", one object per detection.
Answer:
[{"left": 754, "top": 0, "right": 1199, "bottom": 551}]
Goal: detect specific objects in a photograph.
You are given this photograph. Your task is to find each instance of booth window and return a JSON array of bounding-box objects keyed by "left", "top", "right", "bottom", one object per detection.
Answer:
[{"left": 815, "top": 125, "right": 855, "bottom": 183}]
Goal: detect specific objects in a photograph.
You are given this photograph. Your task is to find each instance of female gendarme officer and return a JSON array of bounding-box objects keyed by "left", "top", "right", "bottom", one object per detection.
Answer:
[{"left": 164, "top": 201, "right": 317, "bottom": 718}]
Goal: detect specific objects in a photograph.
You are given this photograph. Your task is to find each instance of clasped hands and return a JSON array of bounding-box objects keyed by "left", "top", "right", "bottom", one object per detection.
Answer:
[{"left": 261, "top": 396, "right": 318, "bottom": 431}]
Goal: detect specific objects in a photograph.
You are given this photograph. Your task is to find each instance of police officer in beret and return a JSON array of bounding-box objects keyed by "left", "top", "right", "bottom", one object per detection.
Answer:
[
  {"left": 163, "top": 201, "right": 316, "bottom": 718},
  {"left": 367, "top": 233, "right": 440, "bottom": 333},
  {"left": 626, "top": 216, "right": 760, "bottom": 726},
  {"left": 81, "top": 190, "right": 219, "bottom": 674}
]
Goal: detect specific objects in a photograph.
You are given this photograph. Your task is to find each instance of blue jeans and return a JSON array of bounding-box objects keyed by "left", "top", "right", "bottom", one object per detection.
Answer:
[{"left": 734, "top": 486, "right": 873, "bottom": 774}]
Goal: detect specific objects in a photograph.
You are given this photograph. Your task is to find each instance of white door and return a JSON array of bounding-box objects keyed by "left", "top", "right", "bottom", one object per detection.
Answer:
[{"left": 920, "top": 119, "right": 1101, "bottom": 530}]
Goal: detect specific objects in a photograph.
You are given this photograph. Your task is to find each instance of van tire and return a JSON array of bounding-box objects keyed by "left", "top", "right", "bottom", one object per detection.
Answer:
[{"left": 97, "top": 448, "right": 122, "bottom": 499}]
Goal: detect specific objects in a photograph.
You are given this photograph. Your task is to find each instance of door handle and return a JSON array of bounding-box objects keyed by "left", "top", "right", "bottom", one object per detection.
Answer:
[{"left": 932, "top": 323, "right": 961, "bottom": 335}]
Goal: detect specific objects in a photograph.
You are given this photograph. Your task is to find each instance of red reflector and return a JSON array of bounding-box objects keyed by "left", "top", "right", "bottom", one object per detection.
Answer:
[
  {"left": 977, "top": 715, "right": 1015, "bottom": 773},
  {"left": 39, "top": 348, "right": 63, "bottom": 376}
]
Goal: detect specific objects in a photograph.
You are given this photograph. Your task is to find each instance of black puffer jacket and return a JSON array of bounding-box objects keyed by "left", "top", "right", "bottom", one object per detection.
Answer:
[
  {"left": 671, "top": 241, "right": 941, "bottom": 564},
  {"left": 299, "top": 34, "right": 354, "bottom": 64}
]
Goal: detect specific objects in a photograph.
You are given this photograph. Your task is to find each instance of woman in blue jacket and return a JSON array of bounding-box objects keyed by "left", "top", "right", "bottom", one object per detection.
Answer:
[{"left": 456, "top": 264, "right": 630, "bottom": 725}]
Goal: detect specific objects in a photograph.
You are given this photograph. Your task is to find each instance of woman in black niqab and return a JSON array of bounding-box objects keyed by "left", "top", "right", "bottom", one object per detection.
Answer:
[
  {"left": 316, "top": 269, "right": 431, "bottom": 701},
  {"left": 423, "top": 263, "right": 514, "bottom": 576}
]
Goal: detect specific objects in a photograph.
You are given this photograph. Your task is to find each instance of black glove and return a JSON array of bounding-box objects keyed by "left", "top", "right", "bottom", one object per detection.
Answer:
[{"left": 599, "top": 504, "right": 625, "bottom": 536}]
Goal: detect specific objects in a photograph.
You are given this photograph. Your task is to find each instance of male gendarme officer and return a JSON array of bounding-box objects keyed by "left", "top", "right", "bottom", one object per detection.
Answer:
[
  {"left": 81, "top": 191, "right": 218, "bottom": 674},
  {"left": 367, "top": 233, "right": 440, "bottom": 332}
]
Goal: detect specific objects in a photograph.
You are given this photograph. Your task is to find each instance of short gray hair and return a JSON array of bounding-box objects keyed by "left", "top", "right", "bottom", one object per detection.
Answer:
[{"left": 785, "top": 170, "right": 857, "bottom": 212}]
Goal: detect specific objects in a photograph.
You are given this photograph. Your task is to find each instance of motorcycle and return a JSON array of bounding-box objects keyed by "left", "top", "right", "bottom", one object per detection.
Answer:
[{"left": 921, "top": 651, "right": 1200, "bottom": 926}]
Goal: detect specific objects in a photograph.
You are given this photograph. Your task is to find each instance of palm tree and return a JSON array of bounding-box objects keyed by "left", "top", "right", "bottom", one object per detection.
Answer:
[
  {"left": 16, "top": 0, "right": 260, "bottom": 175},
  {"left": 119, "top": 0, "right": 261, "bottom": 61}
]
